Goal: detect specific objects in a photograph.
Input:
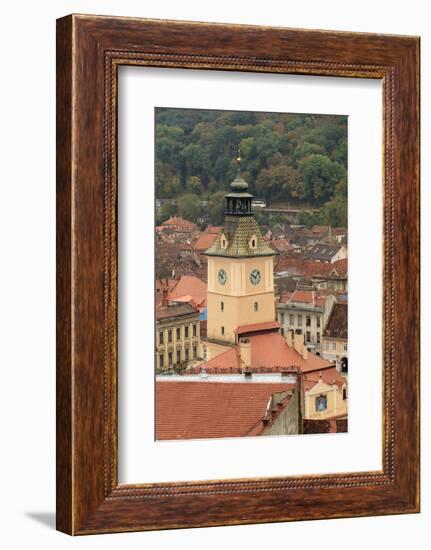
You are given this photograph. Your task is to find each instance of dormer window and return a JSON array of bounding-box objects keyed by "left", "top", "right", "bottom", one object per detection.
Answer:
[
  {"left": 220, "top": 234, "right": 228, "bottom": 249},
  {"left": 249, "top": 234, "right": 257, "bottom": 249}
]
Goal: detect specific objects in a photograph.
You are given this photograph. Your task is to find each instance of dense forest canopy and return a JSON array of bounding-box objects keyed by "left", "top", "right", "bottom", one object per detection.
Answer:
[{"left": 155, "top": 108, "right": 347, "bottom": 227}]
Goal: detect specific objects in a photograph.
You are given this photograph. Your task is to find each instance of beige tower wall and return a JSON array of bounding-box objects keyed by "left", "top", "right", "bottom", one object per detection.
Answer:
[{"left": 207, "top": 256, "right": 275, "bottom": 344}]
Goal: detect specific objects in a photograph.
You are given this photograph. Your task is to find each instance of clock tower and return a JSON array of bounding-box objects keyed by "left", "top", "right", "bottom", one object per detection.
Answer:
[{"left": 204, "top": 159, "right": 277, "bottom": 345}]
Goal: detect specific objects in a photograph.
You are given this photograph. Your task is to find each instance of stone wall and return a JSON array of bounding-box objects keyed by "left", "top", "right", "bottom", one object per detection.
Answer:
[{"left": 262, "top": 388, "right": 300, "bottom": 436}]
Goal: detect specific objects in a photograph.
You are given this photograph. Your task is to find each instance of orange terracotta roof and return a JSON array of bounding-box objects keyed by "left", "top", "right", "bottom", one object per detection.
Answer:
[
  {"left": 161, "top": 216, "right": 198, "bottom": 231},
  {"left": 236, "top": 321, "right": 280, "bottom": 335},
  {"left": 270, "top": 238, "right": 295, "bottom": 253},
  {"left": 169, "top": 275, "right": 207, "bottom": 309},
  {"left": 248, "top": 332, "right": 304, "bottom": 369},
  {"left": 275, "top": 257, "right": 347, "bottom": 280},
  {"left": 207, "top": 225, "right": 223, "bottom": 234},
  {"left": 193, "top": 232, "right": 218, "bottom": 251},
  {"left": 302, "top": 366, "right": 346, "bottom": 391},
  {"left": 249, "top": 332, "right": 330, "bottom": 372},
  {"left": 200, "top": 331, "right": 331, "bottom": 374},
  {"left": 331, "top": 258, "right": 348, "bottom": 277},
  {"left": 298, "top": 353, "right": 333, "bottom": 373},
  {"left": 310, "top": 225, "right": 330, "bottom": 235},
  {"left": 287, "top": 289, "right": 326, "bottom": 307},
  {"left": 156, "top": 381, "right": 295, "bottom": 440},
  {"left": 199, "top": 347, "right": 242, "bottom": 371}
]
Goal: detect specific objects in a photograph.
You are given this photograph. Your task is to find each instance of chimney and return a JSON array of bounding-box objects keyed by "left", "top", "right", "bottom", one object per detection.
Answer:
[
  {"left": 162, "top": 286, "right": 169, "bottom": 307},
  {"left": 280, "top": 290, "right": 288, "bottom": 303},
  {"left": 239, "top": 338, "right": 251, "bottom": 371},
  {"left": 292, "top": 329, "right": 304, "bottom": 355},
  {"left": 292, "top": 329, "right": 309, "bottom": 360}
]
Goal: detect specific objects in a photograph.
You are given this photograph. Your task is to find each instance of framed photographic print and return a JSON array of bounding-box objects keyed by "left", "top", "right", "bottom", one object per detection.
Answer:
[{"left": 56, "top": 14, "right": 420, "bottom": 534}]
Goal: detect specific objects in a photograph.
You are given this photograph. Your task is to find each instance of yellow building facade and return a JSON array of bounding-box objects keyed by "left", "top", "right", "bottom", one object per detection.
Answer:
[
  {"left": 206, "top": 256, "right": 275, "bottom": 344},
  {"left": 156, "top": 303, "right": 201, "bottom": 371},
  {"left": 303, "top": 378, "right": 347, "bottom": 420}
]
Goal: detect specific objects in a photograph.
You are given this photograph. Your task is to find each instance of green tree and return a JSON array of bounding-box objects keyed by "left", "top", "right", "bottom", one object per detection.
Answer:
[
  {"left": 319, "top": 195, "right": 347, "bottom": 227},
  {"left": 293, "top": 141, "right": 326, "bottom": 163},
  {"left": 178, "top": 193, "right": 200, "bottom": 221},
  {"left": 300, "top": 155, "right": 346, "bottom": 204},
  {"left": 256, "top": 163, "right": 302, "bottom": 203},
  {"left": 157, "top": 201, "right": 177, "bottom": 224},
  {"left": 154, "top": 108, "right": 348, "bottom": 209},
  {"left": 186, "top": 176, "right": 202, "bottom": 195},
  {"left": 297, "top": 210, "right": 319, "bottom": 229},
  {"left": 208, "top": 191, "right": 226, "bottom": 226}
]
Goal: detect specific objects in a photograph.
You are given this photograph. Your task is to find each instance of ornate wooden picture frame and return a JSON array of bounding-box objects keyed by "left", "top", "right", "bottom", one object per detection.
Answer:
[{"left": 56, "top": 14, "right": 420, "bottom": 535}]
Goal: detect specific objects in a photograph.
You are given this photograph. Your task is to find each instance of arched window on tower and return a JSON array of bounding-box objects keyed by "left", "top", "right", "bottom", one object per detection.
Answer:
[
  {"left": 221, "top": 301, "right": 224, "bottom": 312},
  {"left": 254, "top": 302, "right": 258, "bottom": 312}
]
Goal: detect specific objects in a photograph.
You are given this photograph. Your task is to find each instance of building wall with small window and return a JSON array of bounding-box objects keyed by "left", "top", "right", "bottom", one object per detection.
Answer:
[
  {"left": 276, "top": 296, "right": 335, "bottom": 354},
  {"left": 303, "top": 380, "right": 347, "bottom": 420},
  {"left": 321, "top": 336, "right": 348, "bottom": 368},
  {"left": 156, "top": 311, "right": 201, "bottom": 372},
  {"left": 280, "top": 309, "right": 322, "bottom": 351}
]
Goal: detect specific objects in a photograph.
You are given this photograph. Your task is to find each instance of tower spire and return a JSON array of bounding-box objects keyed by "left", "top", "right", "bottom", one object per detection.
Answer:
[
  {"left": 225, "top": 149, "right": 254, "bottom": 215},
  {"left": 236, "top": 144, "right": 242, "bottom": 175}
]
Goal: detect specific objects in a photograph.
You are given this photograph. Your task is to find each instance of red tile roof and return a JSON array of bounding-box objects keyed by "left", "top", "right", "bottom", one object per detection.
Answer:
[
  {"left": 197, "top": 347, "right": 241, "bottom": 371},
  {"left": 200, "top": 331, "right": 331, "bottom": 374},
  {"left": 156, "top": 381, "right": 295, "bottom": 440},
  {"left": 287, "top": 289, "right": 326, "bottom": 307},
  {"left": 169, "top": 275, "right": 207, "bottom": 310},
  {"left": 310, "top": 225, "right": 331, "bottom": 236},
  {"left": 161, "top": 216, "right": 198, "bottom": 232},
  {"left": 251, "top": 332, "right": 330, "bottom": 372},
  {"left": 236, "top": 321, "right": 280, "bottom": 335},
  {"left": 331, "top": 258, "right": 348, "bottom": 277},
  {"left": 302, "top": 366, "right": 346, "bottom": 391},
  {"left": 207, "top": 225, "right": 223, "bottom": 234},
  {"left": 193, "top": 232, "right": 218, "bottom": 251},
  {"left": 275, "top": 257, "right": 347, "bottom": 280},
  {"left": 270, "top": 238, "right": 295, "bottom": 253}
]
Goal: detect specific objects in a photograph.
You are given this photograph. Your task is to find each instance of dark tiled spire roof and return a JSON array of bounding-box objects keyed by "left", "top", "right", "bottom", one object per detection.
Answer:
[{"left": 204, "top": 215, "right": 275, "bottom": 258}]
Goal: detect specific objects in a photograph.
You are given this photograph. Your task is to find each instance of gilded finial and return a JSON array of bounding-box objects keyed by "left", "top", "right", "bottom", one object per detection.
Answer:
[{"left": 236, "top": 145, "right": 242, "bottom": 173}]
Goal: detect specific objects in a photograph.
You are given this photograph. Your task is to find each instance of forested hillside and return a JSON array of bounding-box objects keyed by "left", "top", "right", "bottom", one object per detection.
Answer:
[{"left": 155, "top": 108, "right": 347, "bottom": 227}]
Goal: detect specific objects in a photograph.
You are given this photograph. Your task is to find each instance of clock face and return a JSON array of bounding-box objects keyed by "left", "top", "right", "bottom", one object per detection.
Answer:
[
  {"left": 218, "top": 269, "right": 227, "bottom": 285},
  {"left": 250, "top": 269, "right": 261, "bottom": 285}
]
